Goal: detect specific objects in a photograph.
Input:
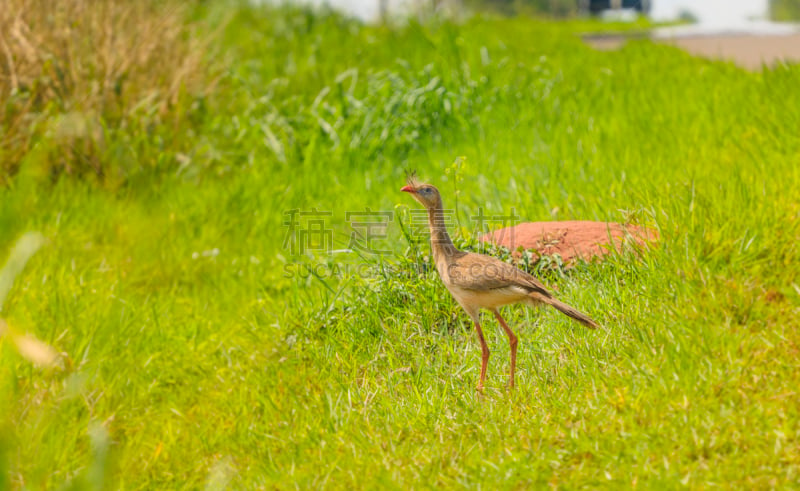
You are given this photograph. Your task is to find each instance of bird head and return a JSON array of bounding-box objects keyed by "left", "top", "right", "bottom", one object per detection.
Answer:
[{"left": 401, "top": 172, "right": 441, "bottom": 210}]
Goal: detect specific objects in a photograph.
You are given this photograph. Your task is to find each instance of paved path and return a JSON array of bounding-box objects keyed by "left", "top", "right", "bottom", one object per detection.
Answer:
[
  {"left": 586, "top": 24, "right": 800, "bottom": 69},
  {"left": 662, "top": 33, "right": 800, "bottom": 69}
]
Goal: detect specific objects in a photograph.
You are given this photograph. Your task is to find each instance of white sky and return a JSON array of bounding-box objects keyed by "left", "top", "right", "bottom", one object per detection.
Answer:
[
  {"left": 650, "top": 0, "right": 769, "bottom": 25},
  {"left": 275, "top": 0, "right": 771, "bottom": 24}
]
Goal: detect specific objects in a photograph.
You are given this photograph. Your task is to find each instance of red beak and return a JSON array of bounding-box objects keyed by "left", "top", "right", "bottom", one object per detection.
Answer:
[{"left": 401, "top": 185, "right": 415, "bottom": 193}]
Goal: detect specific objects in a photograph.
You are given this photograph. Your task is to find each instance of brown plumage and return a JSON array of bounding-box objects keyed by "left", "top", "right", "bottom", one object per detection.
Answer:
[{"left": 402, "top": 174, "right": 598, "bottom": 390}]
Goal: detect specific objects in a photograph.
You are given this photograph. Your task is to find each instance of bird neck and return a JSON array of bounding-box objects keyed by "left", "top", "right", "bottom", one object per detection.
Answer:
[{"left": 427, "top": 202, "right": 457, "bottom": 257}]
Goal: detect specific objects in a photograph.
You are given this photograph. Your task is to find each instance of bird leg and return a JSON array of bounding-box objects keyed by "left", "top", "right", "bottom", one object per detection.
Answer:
[
  {"left": 492, "top": 309, "right": 518, "bottom": 388},
  {"left": 473, "top": 321, "right": 490, "bottom": 391}
]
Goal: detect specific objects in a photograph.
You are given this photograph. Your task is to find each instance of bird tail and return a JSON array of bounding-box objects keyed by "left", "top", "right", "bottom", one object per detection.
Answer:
[{"left": 546, "top": 298, "right": 599, "bottom": 329}]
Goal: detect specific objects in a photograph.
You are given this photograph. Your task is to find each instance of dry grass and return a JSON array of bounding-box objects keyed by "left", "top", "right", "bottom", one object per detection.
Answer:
[{"left": 0, "top": 0, "right": 216, "bottom": 181}]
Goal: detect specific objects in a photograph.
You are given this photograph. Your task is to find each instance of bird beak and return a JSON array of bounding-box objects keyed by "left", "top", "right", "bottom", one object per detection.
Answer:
[{"left": 401, "top": 185, "right": 415, "bottom": 193}]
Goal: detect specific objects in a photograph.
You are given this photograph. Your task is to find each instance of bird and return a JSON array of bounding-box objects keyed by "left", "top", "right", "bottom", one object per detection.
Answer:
[{"left": 401, "top": 173, "right": 598, "bottom": 390}]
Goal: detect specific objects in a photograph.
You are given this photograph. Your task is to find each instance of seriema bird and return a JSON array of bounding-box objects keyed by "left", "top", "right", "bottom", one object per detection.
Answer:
[{"left": 401, "top": 174, "right": 598, "bottom": 390}]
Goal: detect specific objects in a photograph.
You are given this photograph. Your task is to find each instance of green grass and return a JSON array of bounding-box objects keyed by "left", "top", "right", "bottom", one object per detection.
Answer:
[{"left": 2, "top": 4, "right": 800, "bottom": 488}]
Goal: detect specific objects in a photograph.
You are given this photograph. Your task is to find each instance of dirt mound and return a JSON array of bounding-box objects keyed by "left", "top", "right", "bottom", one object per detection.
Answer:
[{"left": 480, "top": 221, "right": 659, "bottom": 266}]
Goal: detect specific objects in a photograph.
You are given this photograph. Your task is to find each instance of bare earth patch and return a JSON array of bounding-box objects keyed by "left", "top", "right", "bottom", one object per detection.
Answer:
[{"left": 480, "top": 221, "right": 659, "bottom": 266}]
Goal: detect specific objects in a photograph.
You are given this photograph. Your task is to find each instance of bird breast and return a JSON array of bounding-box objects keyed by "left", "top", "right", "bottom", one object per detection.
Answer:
[{"left": 446, "top": 284, "right": 532, "bottom": 310}]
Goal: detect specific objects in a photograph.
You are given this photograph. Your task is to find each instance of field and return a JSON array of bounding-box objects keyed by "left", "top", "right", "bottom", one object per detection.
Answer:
[{"left": 1, "top": 2, "right": 800, "bottom": 488}]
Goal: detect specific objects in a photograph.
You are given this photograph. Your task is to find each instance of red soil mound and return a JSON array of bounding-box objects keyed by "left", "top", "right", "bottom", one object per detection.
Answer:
[{"left": 480, "top": 221, "right": 659, "bottom": 265}]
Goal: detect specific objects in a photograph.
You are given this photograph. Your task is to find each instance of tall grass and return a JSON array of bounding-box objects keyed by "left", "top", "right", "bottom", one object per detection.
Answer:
[{"left": 0, "top": 0, "right": 217, "bottom": 182}]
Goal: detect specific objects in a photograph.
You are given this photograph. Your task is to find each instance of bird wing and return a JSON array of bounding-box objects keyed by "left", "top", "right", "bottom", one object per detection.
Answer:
[{"left": 444, "top": 252, "right": 553, "bottom": 298}]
